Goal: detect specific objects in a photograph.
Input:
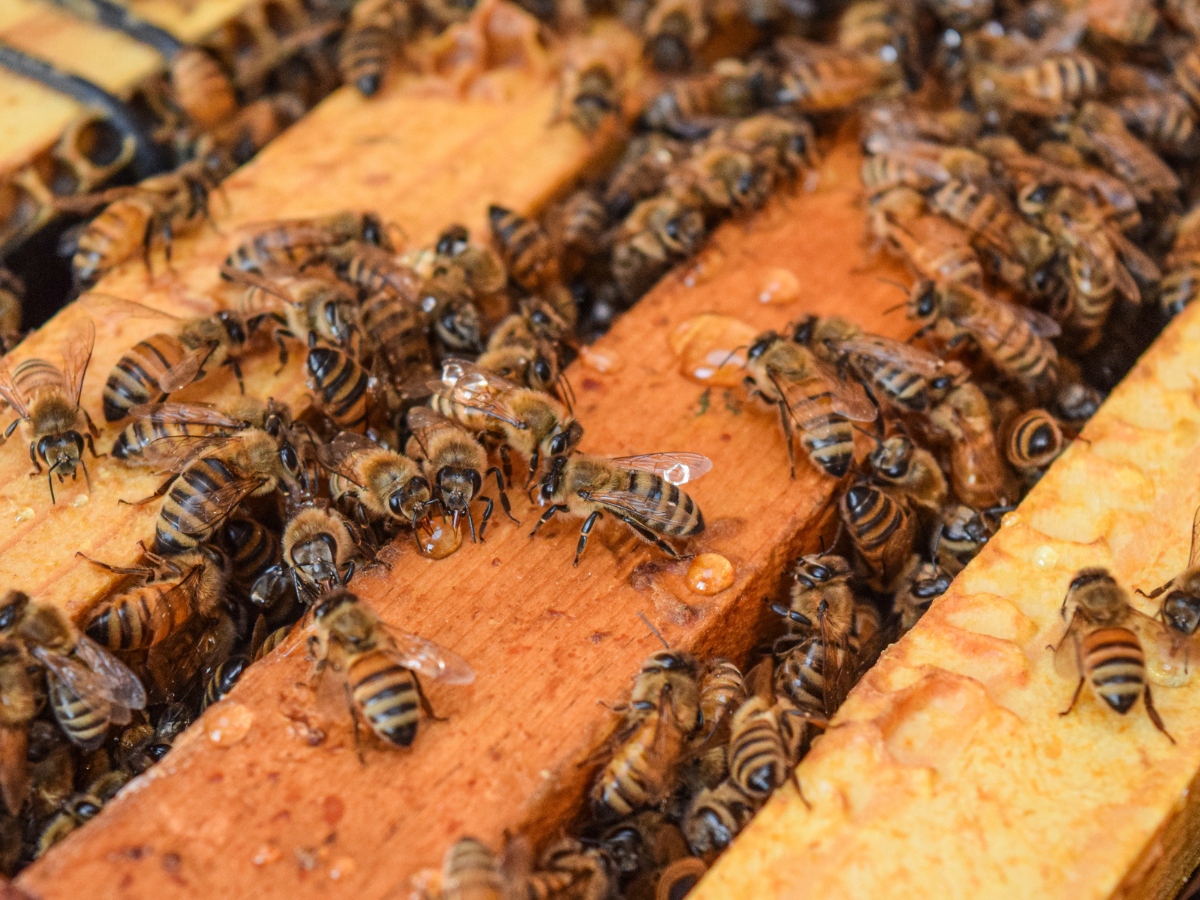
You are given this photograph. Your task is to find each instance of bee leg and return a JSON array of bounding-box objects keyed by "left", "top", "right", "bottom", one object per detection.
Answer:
[
  {"left": 499, "top": 446, "right": 514, "bottom": 488},
  {"left": 344, "top": 683, "right": 366, "bottom": 766},
  {"left": 1143, "top": 685, "right": 1176, "bottom": 744},
  {"left": 27, "top": 441, "right": 40, "bottom": 474},
  {"left": 475, "top": 497, "right": 492, "bottom": 542},
  {"left": 1059, "top": 676, "right": 1085, "bottom": 717},
  {"left": 225, "top": 357, "right": 246, "bottom": 395},
  {"left": 83, "top": 431, "right": 104, "bottom": 461},
  {"left": 620, "top": 516, "right": 681, "bottom": 560},
  {"left": 777, "top": 400, "right": 796, "bottom": 479},
  {"left": 119, "top": 473, "right": 178, "bottom": 506},
  {"left": 529, "top": 504, "right": 567, "bottom": 538},
  {"left": 486, "top": 467, "right": 519, "bottom": 524},
  {"left": 81, "top": 408, "right": 102, "bottom": 441},
  {"left": 574, "top": 511, "right": 603, "bottom": 566},
  {"left": 272, "top": 329, "right": 294, "bottom": 375},
  {"left": 414, "top": 675, "right": 448, "bottom": 723}
]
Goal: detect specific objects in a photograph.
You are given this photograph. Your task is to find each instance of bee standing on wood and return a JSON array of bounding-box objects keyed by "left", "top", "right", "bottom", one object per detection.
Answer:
[
  {"left": 532, "top": 452, "right": 710, "bottom": 566},
  {"left": 308, "top": 588, "right": 474, "bottom": 751},
  {"left": 0, "top": 318, "right": 101, "bottom": 503},
  {"left": 223, "top": 212, "right": 391, "bottom": 276},
  {"left": 339, "top": 0, "right": 412, "bottom": 97},
  {"left": 1141, "top": 506, "right": 1200, "bottom": 655},
  {"left": 1055, "top": 569, "right": 1175, "bottom": 740},
  {"left": 318, "top": 431, "right": 435, "bottom": 528}
]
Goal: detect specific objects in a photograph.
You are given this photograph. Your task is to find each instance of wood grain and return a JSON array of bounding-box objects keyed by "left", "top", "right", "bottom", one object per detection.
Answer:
[{"left": 11, "top": 100, "right": 915, "bottom": 897}]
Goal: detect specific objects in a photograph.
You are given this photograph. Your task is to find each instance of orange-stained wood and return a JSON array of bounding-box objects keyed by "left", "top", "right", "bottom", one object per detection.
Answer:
[{"left": 14, "top": 128, "right": 914, "bottom": 897}]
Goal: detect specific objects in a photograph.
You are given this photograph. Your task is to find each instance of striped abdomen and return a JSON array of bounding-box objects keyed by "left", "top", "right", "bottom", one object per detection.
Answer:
[
  {"left": 168, "top": 48, "right": 237, "bottom": 131},
  {"left": 103, "top": 334, "right": 187, "bottom": 422},
  {"left": 154, "top": 456, "right": 241, "bottom": 555},
  {"left": 1159, "top": 251, "right": 1200, "bottom": 319},
  {"left": 699, "top": 659, "right": 745, "bottom": 731},
  {"left": 73, "top": 199, "right": 153, "bottom": 286},
  {"left": 305, "top": 345, "right": 369, "bottom": 432},
  {"left": 619, "top": 471, "right": 704, "bottom": 536},
  {"left": 727, "top": 700, "right": 786, "bottom": 799},
  {"left": 225, "top": 224, "right": 337, "bottom": 275},
  {"left": 930, "top": 180, "right": 1011, "bottom": 256},
  {"left": 1065, "top": 249, "right": 1116, "bottom": 342},
  {"left": 348, "top": 650, "right": 420, "bottom": 746},
  {"left": 223, "top": 517, "right": 282, "bottom": 591},
  {"left": 1006, "top": 409, "right": 1063, "bottom": 469},
  {"left": 840, "top": 484, "right": 914, "bottom": 587},
  {"left": 793, "top": 375, "right": 854, "bottom": 477},
  {"left": 429, "top": 393, "right": 492, "bottom": 434},
  {"left": 339, "top": 244, "right": 419, "bottom": 302},
  {"left": 1083, "top": 626, "right": 1146, "bottom": 714},
  {"left": 49, "top": 677, "right": 110, "bottom": 750},
  {"left": 441, "top": 838, "right": 506, "bottom": 900},
  {"left": 360, "top": 290, "right": 433, "bottom": 385},
  {"left": 1016, "top": 55, "right": 1100, "bottom": 102},
  {"left": 781, "top": 54, "right": 895, "bottom": 112},
  {"left": 488, "top": 206, "right": 555, "bottom": 291},
  {"left": 683, "top": 779, "right": 758, "bottom": 854},
  {"left": 112, "top": 416, "right": 225, "bottom": 463},
  {"left": 339, "top": 0, "right": 406, "bottom": 97},
  {"left": 83, "top": 582, "right": 193, "bottom": 650},
  {"left": 853, "top": 354, "right": 929, "bottom": 411},
  {"left": 774, "top": 635, "right": 830, "bottom": 718},
  {"left": 962, "top": 302, "right": 1057, "bottom": 390},
  {"left": 591, "top": 712, "right": 677, "bottom": 819}
]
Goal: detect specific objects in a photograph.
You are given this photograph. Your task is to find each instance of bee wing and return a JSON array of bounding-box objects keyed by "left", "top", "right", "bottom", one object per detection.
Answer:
[
  {"left": 429, "top": 359, "right": 526, "bottom": 428},
  {"left": 608, "top": 453, "right": 713, "bottom": 485},
  {"left": 79, "top": 292, "right": 183, "bottom": 322},
  {"left": 60, "top": 317, "right": 96, "bottom": 407},
  {"left": 960, "top": 291, "right": 1062, "bottom": 341},
  {"left": 380, "top": 627, "right": 476, "bottom": 685},
  {"left": 1006, "top": 300, "right": 1062, "bottom": 339},
  {"left": 587, "top": 489, "right": 698, "bottom": 530},
  {"left": 1052, "top": 611, "right": 1083, "bottom": 680},
  {"left": 1188, "top": 505, "right": 1200, "bottom": 570},
  {"left": 836, "top": 334, "right": 944, "bottom": 377},
  {"left": 143, "top": 433, "right": 243, "bottom": 471},
  {"left": 811, "top": 357, "right": 878, "bottom": 422},
  {"left": 405, "top": 406, "right": 454, "bottom": 433},
  {"left": 0, "top": 354, "right": 31, "bottom": 419},
  {"left": 315, "top": 431, "right": 382, "bottom": 485},
  {"left": 129, "top": 402, "right": 248, "bottom": 429},
  {"left": 158, "top": 345, "right": 216, "bottom": 393},
  {"left": 220, "top": 266, "right": 294, "bottom": 307},
  {"left": 186, "top": 478, "right": 270, "bottom": 526},
  {"left": 1110, "top": 231, "right": 1162, "bottom": 287},
  {"left": 71, "top": 636, "right": 147, "bottom": 709}
]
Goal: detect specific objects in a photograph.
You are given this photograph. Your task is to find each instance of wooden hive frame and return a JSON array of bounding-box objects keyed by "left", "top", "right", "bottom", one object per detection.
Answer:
[{"left": 5, "top": 7, "right": 1200, "bottom": 900}]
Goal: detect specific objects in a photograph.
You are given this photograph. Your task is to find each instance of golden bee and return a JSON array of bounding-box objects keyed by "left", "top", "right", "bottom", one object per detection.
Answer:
[
  {"left": 0, "top": 639, "right": 39, "bottom": 815},
  {"left": 329, "top": 241, "right": 421, "bottom": 305},
  {"left": 308, "top": 588, "right": 474, "bottom": 750},
  {"left": 0, "top": 268, "right": 24, "bottom": 355},
  {"left": 406, "top": 407, "right": 515, "bottom": 542},
  {"left": 168, "top": 47, "right": 238, "bottom": 132},
  {"left": 111, "top": 398, "right": 288, "bottom": 466},
  {"left": 339, "top": 0, "right": 412, "bottom": 97},
  {"left": 1004, "top": 408, "right": 1065, "bottom": 474},
  {"left": 305, "top": 335, "right": 372, "bottom": 434},
  {"left": 642, "top": 0, "right": 709, "bottom": 72},
  {"left": 642, "top": 59, "right": 765, "bottom": 138},
  {"left": 0, "top": 591, "right": 146, "bottom": 751},
  {"left": 1055, "top": 568, "right": 1174, "bottom": 740},
  {"left": 868, "top": 193, "right": 984, "bottom": 288},
  {"left": 726, "top": 695, "right": 795, "bottom": 801},
  {"left": 228, "top": 269, "right": 360, "bottom": 352},
  {"left": 713, "top": 112, "right": 818, "bottom": 186},
  {"left": 223, "top": 211, "right": 391, "bottom": 276},
  {"left": 0, "top": 317, "right": 101, "bottom": 502},
  {"left": 424, "top": 359, "right": 583, "bottom": 484},
  {"left": 743, "top": 330, "right": 877, "bottom": 478},
  {"left": 612, "top": 195, "right": 707, "bottom": 301},
  {"left": 773, "top": 40, "right": 902, "bottom": 113},
  {"left": 668, "top": 145, "right": 770, "bottom": 217},
  {"left": 258, "top": 503, "right": 364, "bottom": 601},
  {"left": 603, "top": 134, "right": 688, "bottom": 218},
  {"left": 926, "top": 374, "right": 1016, "bottom": 510},
  {"left": 1055, "top": 102, "right": 1181, "bottom": 201},
  {"left": 488, "top": 205, "right": 560, "bottom": 293},
  {"left": 865, "top": 433, "right": 948, "bottom": 516},
  {"left": 682, "top": 778, "right": 758, "bottom": 855},
  {"left": 698, "top": 657, "right": 745, "bottom": 738},
  {"left": 441, "top": 837, "right": 507, "bottom": 900},
  {"left": 932, "top": 503, "right": 995, "bottom": 576},
  {"left": 532, "top": 452, "right": 709, "bottom": 566},
  {"left": 839, "top": 480, "right": 915, "bottom": 592},
  {"left": 318, "top": 431, "right": 435, "bottom": 528},
  {"left": 359, "top": 288, "right": 435, "bottom": 390},
  {"left": 772, "top": 552, "right": 857, "bottom": 644},
  {"left": 1158, "top": 202, "right": 1200, "bottom": 319}
]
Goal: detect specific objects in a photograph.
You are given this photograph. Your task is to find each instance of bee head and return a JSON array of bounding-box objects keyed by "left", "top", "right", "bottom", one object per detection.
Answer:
[
  {"left": 436, "top": 299, "right": 483, "bottom": 353},
  {"left": 792, "top": 553, "right": 849, "bottom": 588},
  {"left": 548, "top": 420, "right": 584, "bottom": 458},
  {"left": 747, "top": 332, "right": 779, "bottom": 362},
  {"left": 391, "top": 475, "right": 432, "bottom": 522},
  {"left": 1069, "top": 567, "right": 1115, "bottom": 593},
  {"left": 910, "top": 281, "right": 939, "bottom": 321},
  {"left": 314, "top": 587, "right": 356, "bottom": 622},
  {"left": 0, "top": 591, "right": 30, "bottom": 632},
  {"left": 292, "top": 533, "right": 340, "bottom": 587},
  {"left": 217, "top": 311, "right": 248, "bottom": 345},
  {"left": 790, "top": 316, "right": 818, "bottom": 346},
  {"left": 436, "top": 224, "right": 470, "bottom": 258},
  {"left": 540, "top": 455, "right": 569, "bottom": 502},
  {"left": 437, "top": 467, "right": 480, "bottom": 509},
  {"left": 869, "top": 435, "right": 913, "bottom": 480},
  {"left": 361, "top": 214, "right": 386, "bottom": 247},
  {"left": 38, "top": 432, "right": 84, "bottom": 476}
]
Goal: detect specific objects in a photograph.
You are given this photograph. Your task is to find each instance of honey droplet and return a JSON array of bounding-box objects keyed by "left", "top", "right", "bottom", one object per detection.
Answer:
[
  {"left": 757, "top": 268, "right": 800, "bottom": 305},
  {"left": 670, "top": 315, "right": 759, "bottom": 387},
  {"left": 329, "top": 857, "right": 358, "bottom": 881},
  {"left": 683, "top": 246, "right": 724, "bottom": 287},
  {"left": 207, "top": 702, "right": 254, "bottom": 746},
  {"left": 254, "top": 844, "right": 282, "bottom": 866},
  {"left": 686, "top": 553, "right": 734, "bottom": 595},
  {"left": 14, "top": 507, "right": 34, "bottom": 523},
  {"left": 71, "top": 494, "right": 89, "bottom": 508},
  {"left": 1031, "top": 545, "right": 1058, "bottom": 570},
  {"left": 416, "top": 517, "right": 463, "bottom": 559},
  {"left": 1001, "top": 510, "right": 1021, "bottom": 529},
  {"left": 579, "top": 346, "right": 623, "bottom": 374}
]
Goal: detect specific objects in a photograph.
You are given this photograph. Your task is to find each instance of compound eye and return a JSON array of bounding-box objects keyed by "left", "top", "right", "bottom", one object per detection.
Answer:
[
  {"left": 917, "top": 288, "right": 936, "bottom": 317},
  {"left": 388, "top": 492, "right": 405, "bottom": 516},
  {"left": 280, "top": 444, "right": 299, "bottom": 473}
]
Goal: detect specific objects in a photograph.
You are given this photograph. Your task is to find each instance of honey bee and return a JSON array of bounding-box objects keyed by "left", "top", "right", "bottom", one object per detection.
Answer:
[
  {"left": 406, "top": 407, "right": 514, "bottom": 542},
  {"left": 1158, "top": 203, "right": 1200, "bottom": 319},
  {"left": 558, "top": 49, "right": 623, "bottom": 134},
  {"left": 839, "top": 480, "right": 915, "bottom": 591},
  {"left": 682, "top": 778, "right": 758, "bottom": 855},
  {"left": 642, "top": 59, "right": 765, "bottom": 138},
  {"left": 0, "top": 639, "right": 39, "bottom": 815},
  {"left": 698, "top": 657, "right": 745, "bottom": 738},
  {"left": 743, "top": 330, "right": 877, "bottom": 478},
  {"left": 35, "top": 769, "right": 129, "bottom": 858},
  {"left": 477, "top": 302, "right": 565, "bottom": 396},
  {"left": 259, "top": 504, "right": 362, "bottom": 600},
  {"left": 868, "top": 194, "right": 983, "bottom": 288},
  {"left": 0, "top": 317, "right": 101, "bottom": 502},
  {"left": 643, "top": 0, "right": 709, "bottom": 72},
  {"left": 147, "top": 427, "right": 305, "bottom": 556},
  {"left": 773, "top": 41, "right": 902, "bottom": 113},
  {"left": 488, "top": 205, "right": 560, "bottom": 293},
  {"left": 1004, "top": 408, "right": 1065, "bottom": 473},
  {"left": 893, "top": 555, "right": 953, "bottom": 636},
  {"left": 430, "top": 224, "right": 509, "bottom": 298},
  {"left": 441, "top": 837, "right": 507, "bottom": 900},
  {"left": 667, "top": 146, "right": 770, "bottom": 217},
  {"left": 201, "top": 654, "right": 250, "bottom": 710},
  {"left": 306, "top": 336, "right": 372, "bottom": 433},
  {"left": 908, "top": 280, "right": 1060, "bottom": 395},
  {"left": 713, "top": 113, "right": 818, "bottom": 185},
  {"left": 865, "top": 433, "right": 948, "bottom": 516},
  {"left": 330, "top": 241, "right": 421, "bottom": 305},
  {"left": 308, "top": 588, "right": 474, "bottom": 750},
  {"left": 1142, "top": 506, "right": 1200, "bottom": 652},
  {"left": 1055, "top": 102, "right": 1181, "bottom": 201},
  {"left": 592, "top": 684, "right": 689, "bottom": 820},
  {"left": 223, "top": 212, "right": 390, "bottom": 276},
  {"left": 81, "top": 546, "right": 229, "bottom": 652},
  {"left": 969, "top": 44, "right": 1104, "bottom": 117},
  {"left": 548, "top": 190, "right": 609, "bottom": 279},
  {"left": 99, "top": 300, "right": 261, "bottom": 422},
  {"left": 1053, "top": 381, "right": 1104, "bottom": 426},
  {"left": 1055, "top": 568, "right": 1174, "bottom": 740},
  {"left": 111, "top": 398, "right": 274, "bottom": 465},
  {"left": 655, "top": 858, "right": 708, "bottom": 900},
  {"left": 927, "top": 377, "right": 1016, "bottom": 509},
  {"left": 168, "top": 47, "right": 238, "bottom": 132},
  {"left": 1116, "top": 91, "right": 1200, "bottom": 159},
  {"left": 0, "top": 591, "right": 146, "bottom": 751},
  {"left": 507, "top": 836, "right": 615, "bottom": 900},
  {"left": 0, "top": 268, "right": 24, "bottom": 355},
  {"left": 228, "top": 269, "right": 360, "bottom": 352},
  {"left": 611, "top": 195, "right": 707, "bottom": 301},
  {"left": 932, "top": 503, "right": 995, "bottom": 576},
  {"left": 318, "top": 431, "right": 435, "bottom": 527},
  {"left": 603, "top": 134, "right": 688, "bottom": 219},
  {"left": 726, "top": 695, "right": 794, "bottom": 800},
  {"left": 772, "top": 552, "right": 856, "bottom": 643},
  {"left": 425, "top": 359, "right": 583, "bottom": 484},
  {"left": 796, "top": 314, "right": 947, "bottom": 414},
  {"left": 532, "top": 452, "right": 710, "bottom": 566},
  {"left": 861, "top": 140, "right": 988, "bottom": 200},
  {"left": 359, "top": 288, "right": 435, "bottom": 390},
  {"left": 415, "top": 267, "right": 485, "bottom": 354},
  {"left": 339, "top": 0, "right": 412, "bottom": 97}
]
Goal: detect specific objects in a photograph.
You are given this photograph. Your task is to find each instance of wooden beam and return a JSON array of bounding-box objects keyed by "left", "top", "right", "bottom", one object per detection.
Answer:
[
  {"left": 690, "top": 296, "right": 1200, "bottom": 899},
  {"left": 14, "top": 122, "right": 913, "bottom": 895}
]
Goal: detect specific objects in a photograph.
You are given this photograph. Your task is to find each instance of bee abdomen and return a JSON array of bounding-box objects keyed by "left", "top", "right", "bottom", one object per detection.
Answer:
[
  {"left": 349, "top": 652, "right": 420, "bottom": 746},
  {"left": 155, "top": 456, "right": 239, "bottom": 555},
  {"left": 84, "top": 592, "right": 155, "bottom": 650},
  {"left": 306, "top": 345, "right": 370, "bottom": 432},
  {"left": 774, "top": 636, "right": 827, "bottom": 716},
  {"left": 49, "top": 678, "right": 110, "bottom": 750},
  {"left": 103, "top": 334, "right": 186, "bottom": 422},
  {"left": 1159, "top": 252, "right": 1200, "bottom": 318},
  {"left": 1084, "top": 627, "right": 1146, "bottom": 714},
  {"left": 728, "top": 707, "right": 785, "bottom": 798}
]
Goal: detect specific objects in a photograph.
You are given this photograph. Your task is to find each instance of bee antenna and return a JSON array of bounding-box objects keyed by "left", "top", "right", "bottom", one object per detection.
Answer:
[
  {"left": 636, "top": 611, "right": 670, "bottom": 649},
  {"left": 882, "top": 300, "right": 908, "bottom": 315},
  {"left": 717, "top": 345, "right": 748, "bottom": 369},
  {"left": 929, "top": 522, "right": 944, "bottom": 559},
  {"left": 81, "top": 458, "right": 93, "bottom": 494},
  {"left": 876, "top": 276, "right": 909, "bottom": 294}
]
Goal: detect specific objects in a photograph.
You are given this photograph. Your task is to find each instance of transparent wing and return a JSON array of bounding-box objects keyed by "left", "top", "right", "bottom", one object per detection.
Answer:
[
  {"left": 181, "top": 478, "right": 269, "bottom": 526},
  {"left": 1004, "top": 299, "right": 1062, "bottom": 339},
  {"left": 405, "top": 406, "right": 455, "bottom": 433},
  {"left": 79, "top": 292, "right": 183, "bottom": 323},
  {"left": 158, "top": 345, "right": 216, "bottom": 393},
  {"left": 129, "top": 402, "right": 249, "bottom": 429},
  {"left": 60, "top": 317, "right": 96, "bottom": 407},
  {"left": 1052, "top": 612, "right": 1083, "bottom": 680},
  {"left": 587, "top": 489, "right": 700, "bottom": 530},
  {"left": 71, "top": 636, "right": 147, "bottom": 709},
  {"left": 315, "top": 431, "right": 382, "bottom": 485},
  {"left": 1112, "top": 231, "right": 1162, "bottom": 285},
  {"left": 836, "top": 333, "right": 944, "bottom": 377},
  {"left": 0, "top": 354, "right": 31, "bottom": 419},
  {"left": 220, "top": 266, "right": 294, "bottom": 307},
  {"left": 608, "top": 453, "right": 713, "bottom": 485},
  {"left": 380, "top": 626, "right": 476, "bottom": 684},
  {"left": 959, "top": 288, "right": 1061, "bottom": 340},
  {"left": 143, "top": 433, "right": 243, "bottom": 472},
  {"left": 1188, "top": 505, "right": 1200, "bottom": 570},
  {"left": 429, "top": 359, "right": 526, "bottom": 428}
]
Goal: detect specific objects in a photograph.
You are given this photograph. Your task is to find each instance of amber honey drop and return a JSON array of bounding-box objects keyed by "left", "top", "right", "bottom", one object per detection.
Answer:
[
  {"left": 686, "top": 553, "right": 734, "bottom": 595},
  {"left": 757, "top": 267, "right": 800, "bottom": 305},
  {"left": 580, "top": 345, "right": 624, "bottom": 374},
  {"left": 416, "top": 517, "right": 463, "bottom": 559},
  {"left": 670, "top": 315, "right": 759, "bottom": 387}
]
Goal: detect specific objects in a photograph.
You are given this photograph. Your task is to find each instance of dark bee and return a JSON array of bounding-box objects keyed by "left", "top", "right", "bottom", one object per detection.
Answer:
[
  {"left": 305, "top": 335, "right": 372, "bottom": 434},
  {"left": 224, "top": 212, "right": 390, "bottom": 276},
  {"left": 839, "top": 481, "right": 915, "bottom": 591},
  {"left": 488, "top": 205, "right": 559, "bottom": 292},
  {"left": 339, "top": 0, "right": 412, "bottom": 97}
]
